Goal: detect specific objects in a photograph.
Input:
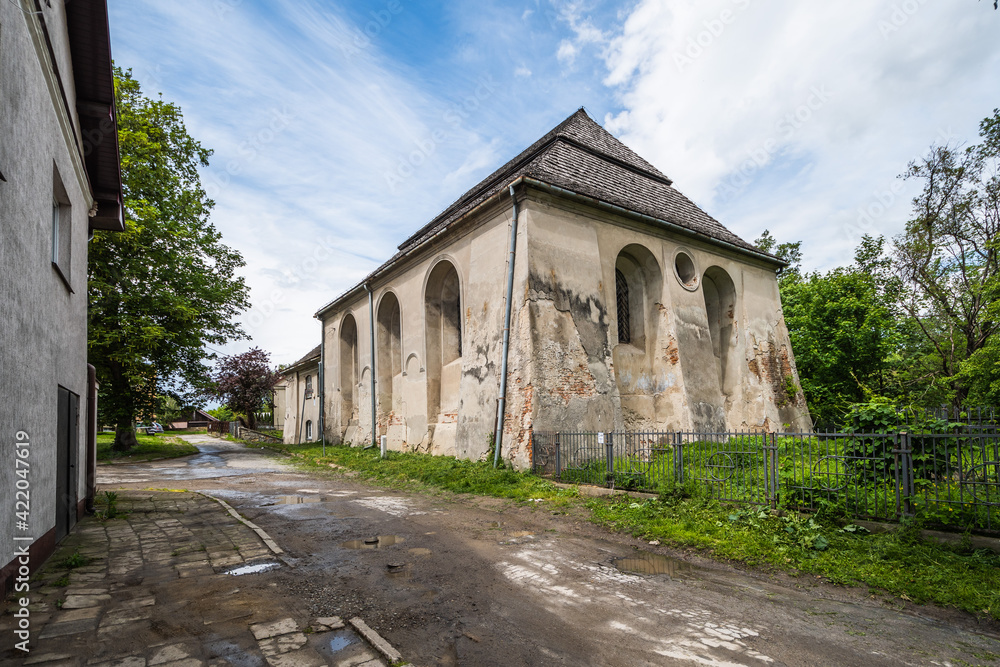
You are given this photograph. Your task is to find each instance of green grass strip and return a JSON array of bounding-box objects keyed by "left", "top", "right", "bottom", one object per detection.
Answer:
[{"left": 96, "top": 433, "right": 198, "bottom": 462}]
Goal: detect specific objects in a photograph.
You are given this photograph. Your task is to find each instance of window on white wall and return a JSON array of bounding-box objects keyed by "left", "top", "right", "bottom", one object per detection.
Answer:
[
  {"left": 305, "top": 420, "right": 313, "bottom": 441},
  {"left": 51, "top": 167, "right": 72, "bottom": 290}
]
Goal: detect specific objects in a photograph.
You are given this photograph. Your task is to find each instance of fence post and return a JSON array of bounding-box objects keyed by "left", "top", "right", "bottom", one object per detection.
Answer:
[
  {"left": 674, "top": 432, "right": 684, "bottom": 485},
  {"left": 606, "top": 432, "right": 615, "bottom": 488},
  {"left": 767, "top": 432, "right": 779, "bottom": 510},
  {"left": 898, "top": 431, "right": 915, "bottom": 516},
  {"left": 554, "top": 432, "right": 561, "bottom": 481}
]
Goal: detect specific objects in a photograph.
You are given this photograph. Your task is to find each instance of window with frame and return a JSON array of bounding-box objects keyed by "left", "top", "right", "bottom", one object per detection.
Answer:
[{"left": 51, "top": 178, "right": 72, "bottom": 290}]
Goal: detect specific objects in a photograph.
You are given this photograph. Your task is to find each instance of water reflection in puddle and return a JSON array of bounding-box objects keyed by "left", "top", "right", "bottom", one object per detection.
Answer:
[
  {"left": 225, "top": 561, "right": 280, "bottom": 576},
  {"left": 340, "top": 535, "right": 405, "bottom": 549},
  {"left": 408, "top": 548, "right": 431, "bottom": 557},
  {"left": 612, "top": 552, "right": 698, "bottom": 577},
  {"left": 275, "top": 495, "right": 324, "bottom": 504},
  {"left": 327, "top": 635, "right": 353, "bottom": 652},
  {"left": 314, "top": 629, "right": 356, "bottom": 658}
]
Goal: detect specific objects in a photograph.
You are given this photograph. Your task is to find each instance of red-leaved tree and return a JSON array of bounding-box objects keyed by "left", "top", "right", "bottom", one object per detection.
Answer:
[{"left": 210, "top": 348, "right": 281, "bottom": 429}]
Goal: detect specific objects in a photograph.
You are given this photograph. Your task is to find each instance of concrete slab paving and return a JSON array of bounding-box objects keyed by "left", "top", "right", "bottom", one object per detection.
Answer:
[{"left": 1, "top": 490, "right": 391, "bottom": 667}]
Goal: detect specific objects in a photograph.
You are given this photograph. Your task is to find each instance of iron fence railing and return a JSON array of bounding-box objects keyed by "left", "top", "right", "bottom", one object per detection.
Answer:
[{"left": 532, "top": 428, "right": 1000, "bottom": 533}]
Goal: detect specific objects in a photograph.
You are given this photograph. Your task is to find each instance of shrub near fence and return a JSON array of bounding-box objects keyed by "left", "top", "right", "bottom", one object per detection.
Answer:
[{"left": 532, "top": 427, "right": 1000, "bottom": 533}]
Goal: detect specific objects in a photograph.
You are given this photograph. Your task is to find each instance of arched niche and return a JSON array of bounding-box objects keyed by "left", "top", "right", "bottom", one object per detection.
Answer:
[
  {"left": 376, "top": 291, "right": 402, "bottom": 430},
  {"left": 614, "top": 244, "right": 663, "bottom": 352},
  {"left": 340, "top": 314, "right": 359, "bottom": 425},
  {"left": 702, "top": 266, "right": 737, "bottom": 394},
  {"left": 425, "top": 260, "right": 462, "bottom": 420}
]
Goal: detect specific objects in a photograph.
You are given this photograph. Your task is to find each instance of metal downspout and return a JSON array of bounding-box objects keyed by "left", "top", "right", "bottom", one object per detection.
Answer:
[
  {"left": 493, "top": 183, "right": 519, "bottom": 467},
  {"left": 86, "top": 364, "right": 97, "bottom": 513},
  {"left": 365, "top": 283, "right": 377, "bottom": 449},
  {"left": 296, "top": 372, "right": 306, "bottom": 444},
  {"left": 319, "top": 327, "right": 326, "bottom": 455}
]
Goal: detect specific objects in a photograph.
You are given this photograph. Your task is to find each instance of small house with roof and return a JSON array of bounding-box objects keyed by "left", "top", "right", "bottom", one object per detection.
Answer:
[
  {"left": 275, "top": 345, "right": 321, "bottom": 444},
  {"left": 315, "top": 109, "right": 810, "bottom": 468}
]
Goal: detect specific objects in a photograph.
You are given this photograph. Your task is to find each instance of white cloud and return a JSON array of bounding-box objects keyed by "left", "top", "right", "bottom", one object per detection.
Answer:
[
  {"left": 108, "top": 0, "right": 500, "bottom": 365},
  {"left": 515, "top": 65, "right": 533, "bottom": 78},
  {"left": 557, "top": 39, "right": 580, "bottom": 64},
  {"left": 600, "top": 0, "right": 1000, "bottom": 271}
]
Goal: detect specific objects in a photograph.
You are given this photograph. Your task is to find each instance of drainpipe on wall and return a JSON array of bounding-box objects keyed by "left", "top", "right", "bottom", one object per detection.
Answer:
[
  {"left": 365, "top": 283, "right": 377, "bottom": 449},
  {"left": 296, "top": 371, "right": 306, "bottom": 444},
  {"left": 493, "top": 183, "right": 520, "bottom": 468},
  {"left": 86, "top": 364, "right": 97, "bottom": 513},
  {"left": 319, "top": 326, "right": 326, "bottom": 456}
]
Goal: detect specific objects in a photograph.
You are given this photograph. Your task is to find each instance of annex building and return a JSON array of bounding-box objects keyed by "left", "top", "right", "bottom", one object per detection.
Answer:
[{"left": 314, "top": 109, "right": 810, "bottom": 468}]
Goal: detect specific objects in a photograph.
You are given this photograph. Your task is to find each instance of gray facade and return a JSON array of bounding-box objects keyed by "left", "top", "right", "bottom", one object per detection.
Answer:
[{"left": 1, "top": 0, "right": 122, "bottom": 593}]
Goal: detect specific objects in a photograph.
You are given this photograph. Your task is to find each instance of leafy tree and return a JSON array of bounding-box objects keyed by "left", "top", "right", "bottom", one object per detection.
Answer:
[
  {"left": 209, "top": 348, "right": 280, "bottom": 430},
  {"left": 779, "top": 236, "right": 904, "bottom": 427},
  {"left": 89, "top": 68, "right": 249, "bottom": 451},
  {"left": 206, "top": 405, "right": 236, "bottom": 422},
  {"left": 754, "top": 229, "right": 802, "bottom": 280},
  {"left": 893, "top": 109, "right": 1000, "bottom": 406}
]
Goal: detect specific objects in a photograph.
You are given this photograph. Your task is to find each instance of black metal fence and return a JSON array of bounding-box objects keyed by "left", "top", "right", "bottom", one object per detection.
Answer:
[{"left": 532, "top": 428, "right": 1000, "bottom": 533}]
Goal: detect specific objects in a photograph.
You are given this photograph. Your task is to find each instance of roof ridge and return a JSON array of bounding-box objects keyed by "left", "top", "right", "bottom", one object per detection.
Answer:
[{"left": 396, "top": 108, "right": 669, "bottom": 251}]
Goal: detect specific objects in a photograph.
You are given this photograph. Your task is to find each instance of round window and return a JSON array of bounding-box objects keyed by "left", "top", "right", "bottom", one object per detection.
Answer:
[{"left": 674, "top": 250, "right": 699, "bottom": 290}]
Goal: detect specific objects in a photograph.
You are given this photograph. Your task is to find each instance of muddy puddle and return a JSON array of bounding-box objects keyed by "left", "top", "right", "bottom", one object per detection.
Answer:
[
  {"left": 340, "top": 535, "right": 405, "bottom": 549},
  {"left": 408, "top": 548, "right": 431, "bottom": 556},
  {"left": 612, "top": 552, "right": 699, "bottom": 578},
  {"left": 225, "top": 561, "right": 280, "bottom": 576}
]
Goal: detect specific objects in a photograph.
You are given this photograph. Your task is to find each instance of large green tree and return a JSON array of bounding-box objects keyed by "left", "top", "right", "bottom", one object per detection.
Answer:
[
  {"left": 774, "top": 235, "right": 904, "bottom": 427},
  {"left": 89, "top": 68, "right": 249, "bottom": 450},
  {"left": 893, "top": 109, "right": 1000, "bottom": 406}
]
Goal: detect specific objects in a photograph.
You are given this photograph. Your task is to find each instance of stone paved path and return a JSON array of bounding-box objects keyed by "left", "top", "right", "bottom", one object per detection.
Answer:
[{"left": 1, "top": 491, "right": 398, "bottom": 666}]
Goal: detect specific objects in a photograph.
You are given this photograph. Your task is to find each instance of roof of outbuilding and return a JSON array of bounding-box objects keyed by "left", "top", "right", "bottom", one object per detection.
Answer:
[
  {"left": 316, "top": 108, "right": 772, "bottom": 318},
  {"left": 283, "top": 345, "right": 320, "bottom": 374}
]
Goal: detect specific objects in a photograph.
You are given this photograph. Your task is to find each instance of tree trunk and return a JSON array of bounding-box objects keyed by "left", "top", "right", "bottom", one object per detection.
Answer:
[{"left": 113, "top": 422, "right": 138, "bottom": 452}]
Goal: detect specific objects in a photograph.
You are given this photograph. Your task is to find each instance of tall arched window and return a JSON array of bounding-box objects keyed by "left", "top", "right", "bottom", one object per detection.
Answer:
[
  {"left": 425, "top": 261, "right": 462, "bottom": 420},
  {"left": 377, "top": 292, "right": 402, "bottom": 428},
  {"left": 340, "top": 314, "right": 359, "bottom": 426},
  {"left": 615, "top": 268, "right": 631, "bottom": 344},
  {"left": 703, "top": 266, "right": 737, "bottom": 394},
  {"left": 305, "top": 420, "right": 313, "bottom": 441},
  {"left": 615, "top": 251, "right": 652, "bottom": 347},
  {"left": 304, "top": 374, "right": 313, "bottom": 399}
]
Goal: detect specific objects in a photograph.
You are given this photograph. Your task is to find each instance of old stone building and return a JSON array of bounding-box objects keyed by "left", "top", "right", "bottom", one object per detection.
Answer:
[
  {"left": 0, "top": 0, "right": 122, "bottom": 593},
  {"left": 275, "top": 345, "right": 321, "bottom": 444},
  {"left": 315, "top": 109, "right": 810, "bottom": 468}
]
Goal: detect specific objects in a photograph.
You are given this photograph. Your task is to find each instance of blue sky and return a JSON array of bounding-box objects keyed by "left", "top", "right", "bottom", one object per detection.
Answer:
[{"left": 106, "top": 0, "right": 1000, "bottom": 365}]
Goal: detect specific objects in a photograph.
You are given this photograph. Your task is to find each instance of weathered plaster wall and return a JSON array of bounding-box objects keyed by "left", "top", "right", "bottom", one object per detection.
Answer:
[
  {"left": 519, "top": 188, "right": 810, "bottom": 442},
  {"left": 0, "top": 2, "right": 95, "bottom": 580},
  {"left": 281, "top": 365, "right": 319, "bottom": 444},
  {"left": 316, "top": 183, "right": 809, "bottom": 470},
  {"left": 320, "top": 198, "right": 516, "bottom": 461}
]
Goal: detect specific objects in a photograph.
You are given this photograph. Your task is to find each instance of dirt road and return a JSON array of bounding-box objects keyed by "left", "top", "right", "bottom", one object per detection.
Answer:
[{"left": 99, "top": 434, "right": 1000, "bottom": 666}]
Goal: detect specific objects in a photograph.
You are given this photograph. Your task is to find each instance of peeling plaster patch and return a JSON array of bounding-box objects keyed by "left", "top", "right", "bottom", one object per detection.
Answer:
[
  {"left": 664, "top": 338, "right": 680, "bottom": 365},
  {"left": 352, "top": 496, "right": 426, "bottom": 517}
]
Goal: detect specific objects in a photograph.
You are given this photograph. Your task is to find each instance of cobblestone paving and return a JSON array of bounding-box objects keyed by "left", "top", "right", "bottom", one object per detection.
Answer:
[{"left": 1, "top": 492, "right": 391, "bottom": 667}]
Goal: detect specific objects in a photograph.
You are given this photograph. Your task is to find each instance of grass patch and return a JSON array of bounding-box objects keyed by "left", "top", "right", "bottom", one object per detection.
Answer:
[
  {"left": 588, "top": 493, "right": 1000, "bottom": 621},
  {"left": 252, "top": 441, "right": 575, "bottom": 503},
  {"left": 97, "top": 433, "right": 198, "bottom": 462},
  {"left": 56, "top": 549, "right": 92, "bottom": 570}
]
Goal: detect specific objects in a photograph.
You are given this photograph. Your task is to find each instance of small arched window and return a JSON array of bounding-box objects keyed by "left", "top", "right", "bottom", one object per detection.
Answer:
[
  {"left": 304, "top": 374, "right": 313, "bottom": 399},
  {"left": 615, "top": 268, "right": 631, "bottom": 344},
  {"left": 305, "top": 420, "right": 313, "bottom": 441}
]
